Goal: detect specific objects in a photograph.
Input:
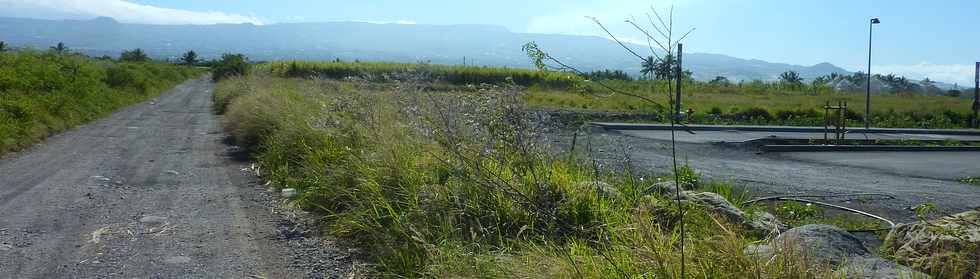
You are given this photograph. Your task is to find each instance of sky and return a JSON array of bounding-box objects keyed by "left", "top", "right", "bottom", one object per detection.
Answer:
[{"left": 2, "top": 0, "right": 978, "bottom": 85}]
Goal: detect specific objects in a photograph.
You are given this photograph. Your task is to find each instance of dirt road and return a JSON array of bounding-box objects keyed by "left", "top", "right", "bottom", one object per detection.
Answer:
[{"left": 0, "top": 78, "right": 348, "bottom": 278}]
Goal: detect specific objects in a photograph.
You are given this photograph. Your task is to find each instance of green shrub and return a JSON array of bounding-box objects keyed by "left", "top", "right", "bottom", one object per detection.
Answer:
[
  {"left": 0, "top": 49, "right": 202, "bottom": 155},
  {"left": 212, "top": 53, "right": 250, "bottom": 82}
]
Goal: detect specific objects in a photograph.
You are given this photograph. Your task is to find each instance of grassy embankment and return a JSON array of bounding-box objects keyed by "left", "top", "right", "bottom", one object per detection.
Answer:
[
  {"left": 268, "top": 60, "right": 977, "bottom": 129},
  {"left": 214, "top": 70, "right": 887, "bottom": 278},
  {"left": 0, "top": 49, "right": 203, "bottom": 155}
]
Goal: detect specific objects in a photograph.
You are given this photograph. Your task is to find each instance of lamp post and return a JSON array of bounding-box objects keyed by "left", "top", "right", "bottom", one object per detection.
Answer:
[{"left": 865, "top": 17, "right": 880, "bottom": 130}]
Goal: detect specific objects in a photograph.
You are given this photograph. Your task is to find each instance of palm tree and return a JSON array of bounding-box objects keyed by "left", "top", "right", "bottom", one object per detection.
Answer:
[
  {"left": 640, "top": 56, "right": 657, "bottom": 79},
  {"left": 779, "top": 71, "right": 804, "bottom": 87},
  {"left": 51, "top": 42, "right": 69, "bottom": 54}
]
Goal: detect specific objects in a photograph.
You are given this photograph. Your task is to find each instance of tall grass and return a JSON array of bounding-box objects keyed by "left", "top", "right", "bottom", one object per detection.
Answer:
[
  {"left": 214, "top": 74, "right": 868, "bottom": 278},
  {"left": 526, "top": 80, "right": 976, "bottom": 129},
  {"left": 263, "top": 60, "right": 584, "bottom": 89},
  {"left": 0, "top": 49, "right": 203, "bottom": 155},
  {"left": 256, "top": 60, "right": 976, "bottom": 129}
]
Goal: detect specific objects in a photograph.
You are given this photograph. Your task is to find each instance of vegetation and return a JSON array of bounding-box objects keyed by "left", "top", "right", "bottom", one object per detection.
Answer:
[
  {"left": 264, "top": 60, "right": 583, "bottom": 89},
  {"left": 211, "top": 53, "right": 250, "bottom": 82},
  {"left": 247, "top": 60, "right": 975, "bottom": 129},
  {"left": 214, "top": 73, "right": 867, "bottom": 278},
  {"left": 50, "top": 42, "right": 69, "bottom": 54},
  {"left": 0, "top": 49, "right": 202, "bottom": 155},
  {"left": 181, "top": 50, "right": 199, "bottom": 66},
  {"left": 119, "top": 48, "right": 150, "bottom": 62},
  {"left": 524, "top": 79, "right": 975, "bottom": 129},
  {"left": 0, "top": 41, "right": 7, "bottom": 52}
]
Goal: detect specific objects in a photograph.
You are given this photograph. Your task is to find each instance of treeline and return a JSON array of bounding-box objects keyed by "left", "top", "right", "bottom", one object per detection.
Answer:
[{"left": 0, "top": 48, "right": 203, "bottom": 154}]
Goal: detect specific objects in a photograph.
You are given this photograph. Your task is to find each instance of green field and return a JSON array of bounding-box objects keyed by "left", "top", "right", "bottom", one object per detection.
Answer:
[
  {"left": 258, "top": 61, "right": 977, "bottom": 129},
  {"left": 0, "top": 49, "right": 203, "bottom": 155}
]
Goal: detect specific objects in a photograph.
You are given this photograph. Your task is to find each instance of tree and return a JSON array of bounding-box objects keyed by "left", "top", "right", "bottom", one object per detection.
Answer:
[
  {"left": 181, "top": 50, "right": 199, "bottom": 65},
  {"left": 212, "top": 53, "right": 249, "bottom": 81},
  {"left": 640, "top": 56, "right": 657, "bottom": 78},
  {"left": 120, "top": 48, "right": 150, "bottom": 62},
  {"left": 709, "top": 76, "right": 730, "bottom": 86},
  {"left": 779, "top": 70, "right": 804, "bottom": 87},
  {"left": 0, "top": 41, "right": 7, "bottom": 52},
  {"left": 51, "top": 42, "right": 69, "bottom": 54}
]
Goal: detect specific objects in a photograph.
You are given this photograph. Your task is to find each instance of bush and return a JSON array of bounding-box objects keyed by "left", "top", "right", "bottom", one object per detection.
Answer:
[
  {"left": 0, "top": 49, "right": 202, "bottom": 155},
  {"left": 119, "top": 48, "right": 150, "bottom": 62},
  {"left": 734, "top": 107, "right": 772, "bottom": 121},
  {"left": 106, "top": 64, "right": 149, "bottom": 91},
  {"left": 212, "top": 53, "right": 250, "bottom": 82}
]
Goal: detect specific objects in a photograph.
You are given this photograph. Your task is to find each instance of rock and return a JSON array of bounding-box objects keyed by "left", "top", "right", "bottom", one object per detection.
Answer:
[
  {"left": 883, "top": 209, "right": 980, "bottom": 276},
  {"left": 281, "top": 188, "right": 299, "bottom": 199},
  {"left": 572, "top": 181, "right": 620, "bottom": 198},
  {"left": 765, "top": 224, "right": 871, "bottom": 266},
  {"left": 835, "top": 257, "right": 932, "bottom": 279},
  {"left": 645, "top": 181, "right": 692, "bottom": 196},
  {"left": 684, "top": 191, "right": 787, "bottom": 237},
  {"left": 139, "top": 215, "right": 168, "bottom": 225},
  {"left": 748, "top": 224, "right": 927, "bottom": 278}
]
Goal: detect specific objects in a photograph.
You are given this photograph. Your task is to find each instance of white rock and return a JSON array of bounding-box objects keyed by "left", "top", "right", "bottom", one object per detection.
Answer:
[{"left": 281, "top": 188, "right": 299, "bottom": 199}]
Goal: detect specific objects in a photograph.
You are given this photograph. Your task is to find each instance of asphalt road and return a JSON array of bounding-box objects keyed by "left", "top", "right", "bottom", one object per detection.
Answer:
[
  {"left": 0, "top": 78, "right": 349, "bottom": 278},
  {"left": 574, "top": 128, "right": 980, "bottom": 223},
  {"left": 618, "top": 129, "right": 980, "bottom": 144}
]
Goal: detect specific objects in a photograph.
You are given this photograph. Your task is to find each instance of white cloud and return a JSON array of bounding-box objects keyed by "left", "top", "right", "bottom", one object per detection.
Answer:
[
  {"left": 0, "top": 0, "right": 263, "bottom": 25},
  {"left": 874, "top": 63, "right": 978, "bottom": 86}
]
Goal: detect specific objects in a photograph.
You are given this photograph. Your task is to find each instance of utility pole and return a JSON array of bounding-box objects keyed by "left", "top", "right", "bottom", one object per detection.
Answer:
[
  {"left": 675, "top": 43, "right": 683, "bottom": 116},
  {"left": 865, "top": 18, "right": 880, "bottom": 130},
  {"left": 973, "top": 62, "right": 979, "bottom": 128}
]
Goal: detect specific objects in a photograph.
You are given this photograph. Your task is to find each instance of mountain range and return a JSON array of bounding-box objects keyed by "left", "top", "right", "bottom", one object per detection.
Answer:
[{"left": 0, "top": 16, "right": 856, "bottom": 82}]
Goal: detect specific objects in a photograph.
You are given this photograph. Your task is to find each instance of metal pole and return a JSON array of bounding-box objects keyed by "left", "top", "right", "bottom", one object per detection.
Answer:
[
  {"left": 974, "top": 62, "right": 979, "bottom": 128},
  {"left": 676, "top": 44, "right": 683, "bottom": 116},
  {"left": 865, "top": 20, "right": 874, "bottom": 130}
]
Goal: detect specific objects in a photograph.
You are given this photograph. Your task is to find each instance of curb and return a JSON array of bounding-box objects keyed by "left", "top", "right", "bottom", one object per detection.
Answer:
[
  {"left": 590, "top": 122, "right": 980, "bottom": 136},
  {"left": 761, "top": 145, "right": 980, "bottom": 152}
]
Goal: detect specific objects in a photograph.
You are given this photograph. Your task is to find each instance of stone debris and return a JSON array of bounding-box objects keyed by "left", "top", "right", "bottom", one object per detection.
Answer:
[{"left": 281, "top": 188, "right": 299, "bottom": 199}]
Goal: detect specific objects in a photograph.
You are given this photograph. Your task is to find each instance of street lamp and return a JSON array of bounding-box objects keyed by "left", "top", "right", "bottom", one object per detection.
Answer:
[{"left": 865, "top": 17, "right": 880, "bottom": 130}]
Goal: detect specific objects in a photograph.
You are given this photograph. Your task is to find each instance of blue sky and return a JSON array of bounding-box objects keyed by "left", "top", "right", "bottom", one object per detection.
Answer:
[{"left": 3, "top": 0, "right": 978, "bottom": 84}]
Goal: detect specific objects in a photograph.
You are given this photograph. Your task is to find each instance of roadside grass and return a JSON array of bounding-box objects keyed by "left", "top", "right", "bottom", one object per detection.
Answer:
[
  {"left": 960, "top": 177, "right": 980, "bottom": 186},
  {"left": 214, "top": 73, "right": 861, "bottom": 278},
  {"left": 0, "top": 49, "right": 203, "bottom": 155}
]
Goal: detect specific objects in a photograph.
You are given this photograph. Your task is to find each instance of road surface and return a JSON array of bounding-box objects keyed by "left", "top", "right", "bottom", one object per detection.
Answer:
[
  {"left": 571, "top": 128, "right": 980, "bottom": 223},
  {"left": 0, "top": 78, "right": 349, "bottom": 278}
]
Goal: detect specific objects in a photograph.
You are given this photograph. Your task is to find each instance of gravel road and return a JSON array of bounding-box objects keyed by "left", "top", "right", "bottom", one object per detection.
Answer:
[
  {"left": 570, "top": 128, "right": 980, "bottom": 223},
  {"left": 0, "top": 78, "right": 350, "bottom": 278}
]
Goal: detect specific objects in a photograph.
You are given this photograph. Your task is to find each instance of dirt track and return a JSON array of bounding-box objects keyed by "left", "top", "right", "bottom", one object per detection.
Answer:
[{"left": 0, "top": 78, "right": 349, "bottom": 278}]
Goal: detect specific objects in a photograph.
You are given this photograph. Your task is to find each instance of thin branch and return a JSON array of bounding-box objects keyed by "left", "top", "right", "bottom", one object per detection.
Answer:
[{"left": 586, "top": 16, "right": 645, "bottom": 61}]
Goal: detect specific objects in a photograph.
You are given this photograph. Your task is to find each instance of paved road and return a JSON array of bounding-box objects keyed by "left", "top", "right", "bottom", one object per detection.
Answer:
[
  {"left": 0, "top": 78, "right": 348, "bottom": 278},
  {"left": 574, "top": 128, "right": 980, "bottom": 223},
  {"left": 618, "top": 129, "right": 980, "bottom": 144}
]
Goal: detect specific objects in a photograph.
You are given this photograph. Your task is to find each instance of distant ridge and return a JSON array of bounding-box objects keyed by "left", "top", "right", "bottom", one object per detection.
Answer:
[{"left": 0, "top": 16, "right": 852, "bottom": 81}]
